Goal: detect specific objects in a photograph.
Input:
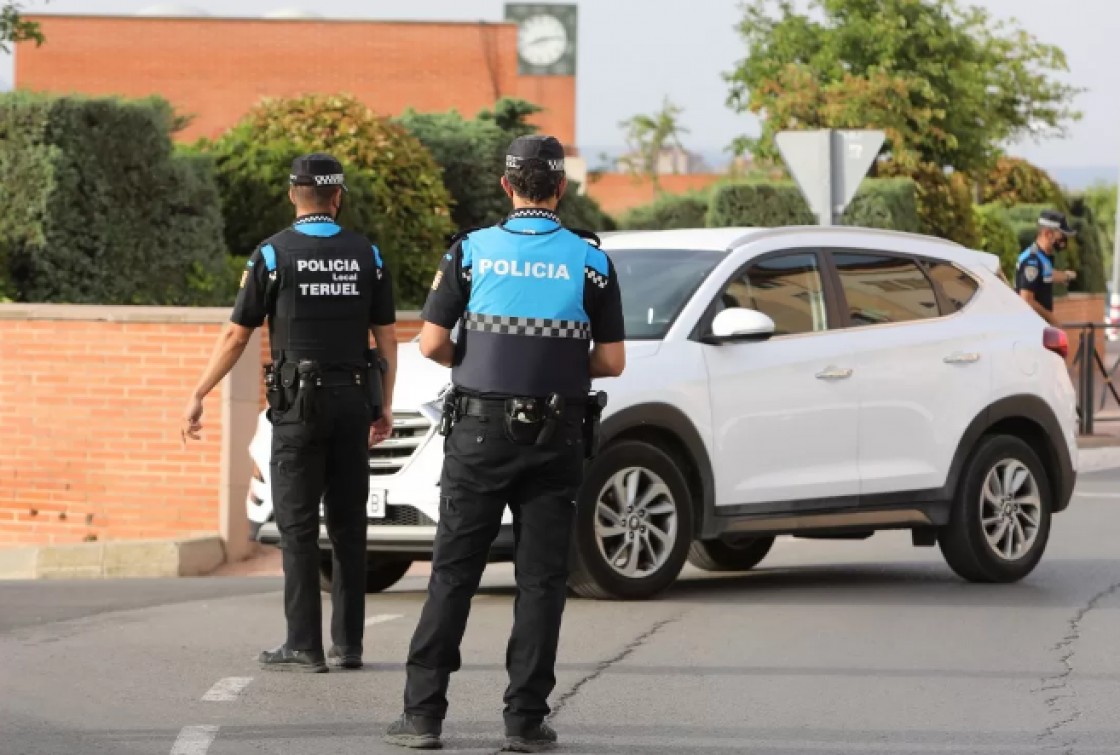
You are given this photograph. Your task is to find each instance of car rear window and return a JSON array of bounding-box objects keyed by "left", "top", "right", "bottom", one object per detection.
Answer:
[
  {"left": 926, "top": 261, "right": 980, "bottom": 313},
  {"left": 833, "top": 252, "right": 940, "bottom": 326}
]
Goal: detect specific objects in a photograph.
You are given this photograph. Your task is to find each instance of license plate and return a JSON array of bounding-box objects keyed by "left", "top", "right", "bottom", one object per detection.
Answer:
[{"left": 367, "top": 489, "right": 387, "bottom": 519}]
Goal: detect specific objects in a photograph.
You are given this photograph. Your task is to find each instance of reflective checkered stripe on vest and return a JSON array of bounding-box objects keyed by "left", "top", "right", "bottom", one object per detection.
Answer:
[
  {"left": 264, "top": 219, "right": 381, "bottom": 367},
  {"left": 453, "top": 222, "right": 610, "bottom": 398}
]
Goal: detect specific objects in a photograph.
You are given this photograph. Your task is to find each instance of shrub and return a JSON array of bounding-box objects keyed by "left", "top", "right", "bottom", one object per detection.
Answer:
[
  {"left": 557, "top": 181, "right": 617, "bottom": 233},
  {"left": 981, "top": 156, "right": 1066, "bottom": 208},
  {"left": 706, "top": 181, "right": 816, "bottom": 227},
  {"left": 197, "top": 93, "right": 454, "bottom": 308},
  {"left": 396, "top": 107, "right": 511, "bottom": 231},
  {"left": 398, "top": 98, "right": 613, "bottom": 236},
  {"left": 706, "top": 178, "right": 920, "bottom": 232},
  {"left": 973, "top": 203, "right": 1021, "bottom": 279},
  {"left": 0, "top": 92, "right": 229, "bottom": 304},
  {"left": 619, "top": 191, "right": 712, "bottom": 231},
  {"left": 878, "top": 161, "right": 980, "bottom": 247}
]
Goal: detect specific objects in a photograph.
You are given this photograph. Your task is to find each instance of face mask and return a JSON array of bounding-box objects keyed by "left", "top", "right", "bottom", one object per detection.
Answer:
[{"left": 1053, "top": 236, "right": 1068, "bottom": 252}]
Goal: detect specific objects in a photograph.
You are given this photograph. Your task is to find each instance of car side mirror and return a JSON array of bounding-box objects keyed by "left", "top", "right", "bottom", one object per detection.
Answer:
[{"left": 704, "top": 307, "right": 776, "bottom": 344}]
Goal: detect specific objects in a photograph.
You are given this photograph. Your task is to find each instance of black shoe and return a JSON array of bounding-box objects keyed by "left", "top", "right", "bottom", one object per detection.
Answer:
[
  {"left": 503, "top": 721, "right": 558, "bottom": 753},
  {"left": 327, "top": 645, "right": 363, "bottom": 669},
  {"left": 384, "top": 714, "right": 443, "bottom": 750},
  {"left": 257, "top": 644, "right": 328, "bottom": 673}
]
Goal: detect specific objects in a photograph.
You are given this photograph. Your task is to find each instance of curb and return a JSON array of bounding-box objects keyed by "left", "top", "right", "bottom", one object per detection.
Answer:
[
  {"left": 1078, "top": 445, "right": 1120, "bottom": 474},
  {"left": 0, "top": 536, "right": 226, "bottom": 581}
]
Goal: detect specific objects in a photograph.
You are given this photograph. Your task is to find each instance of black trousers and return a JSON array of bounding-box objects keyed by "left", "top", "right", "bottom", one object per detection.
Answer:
[
  {"left": 403, "top": 410, "right": 583, "bottom": 734},
  {"left": 270, "top": 385, "right": 371, "bottom": 653}
]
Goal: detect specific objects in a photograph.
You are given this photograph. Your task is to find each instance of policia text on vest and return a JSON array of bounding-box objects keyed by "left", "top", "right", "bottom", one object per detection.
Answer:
[
  {"left": 384, "top": 136, "right": 626, "bottom": 752},
  {"left": 181, "top": 153, "right": 399, "bottom": 675}
]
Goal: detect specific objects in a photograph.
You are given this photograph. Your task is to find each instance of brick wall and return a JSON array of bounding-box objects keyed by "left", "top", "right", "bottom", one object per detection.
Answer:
[
  {"left": 16, "top": 16, "right": 576, "bottom": 146},
  {"left": 586, "top": 173, "right": 725, "bottom": 217},
  {"left": 1054, "top": 294, "right": 1108, "bottom": 375},
  {"left": 0, "top": 306, "right": 422, "bottom": 548}
]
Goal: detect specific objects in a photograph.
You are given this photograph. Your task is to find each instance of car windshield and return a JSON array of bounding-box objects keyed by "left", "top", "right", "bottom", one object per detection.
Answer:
[{"left": 609, "top": 248, "right": 725, "bottom": 340}]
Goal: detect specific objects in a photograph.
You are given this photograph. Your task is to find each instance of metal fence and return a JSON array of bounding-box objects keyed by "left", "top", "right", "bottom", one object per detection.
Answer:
[{"left": 1065, "top": 322, "right": 1120, "bottom": 435}]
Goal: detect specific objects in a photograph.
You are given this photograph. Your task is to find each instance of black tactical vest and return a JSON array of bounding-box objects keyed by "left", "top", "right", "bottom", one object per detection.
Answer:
[{"left": 264, "top": 222, "right": 378, "bottom": 368}]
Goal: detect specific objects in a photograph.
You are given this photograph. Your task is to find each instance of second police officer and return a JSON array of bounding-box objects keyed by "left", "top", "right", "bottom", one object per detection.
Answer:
[
  {"left": 384, "top": 135, "right": 627, "bottom": 752},
  {"left": 1015, "top": 208, "right": 1078, "bottom": 326},
  {"left": 183, "top": 153, "right": 399, "bottom": 674}
]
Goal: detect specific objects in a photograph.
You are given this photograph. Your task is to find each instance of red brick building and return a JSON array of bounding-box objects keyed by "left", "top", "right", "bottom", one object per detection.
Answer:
[{"left": 15, "top": 13, "right": 577, "bottom": 146}]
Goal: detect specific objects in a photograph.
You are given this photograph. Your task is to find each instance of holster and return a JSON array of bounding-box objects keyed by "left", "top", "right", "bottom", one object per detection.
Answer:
[
  {"left": 263, "top": 362, "right": 288, "bottom": 415},
  {"left": 365, "top": 348, "right": 387, "bottom": 421},
  {"left": 583, "top": 391, "right": 608, "bottom": 459}
]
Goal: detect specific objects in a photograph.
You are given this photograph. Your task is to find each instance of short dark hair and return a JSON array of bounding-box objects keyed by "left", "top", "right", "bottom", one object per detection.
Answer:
[
  {"left": 291, "top": 185, "right": 341, "bottom": 208},
  {"left": 505, "top": 159, "right": 564, "bottom": 203}
]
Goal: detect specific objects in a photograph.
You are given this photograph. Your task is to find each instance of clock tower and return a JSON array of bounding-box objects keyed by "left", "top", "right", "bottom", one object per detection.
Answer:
[{"left": 504, "top": 3, "right": 578, "bottom": 76}]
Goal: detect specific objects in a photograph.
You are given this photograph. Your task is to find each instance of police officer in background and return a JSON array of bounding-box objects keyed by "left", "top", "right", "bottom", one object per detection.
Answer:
[
  {"left": 1016, "top": 209, "right": 1078, "bottom": 326},
  {"left": 181, "top": 153, "right": 398, "bottom": 674},
  {"left": 384, "top": 135, "right": 626, "bottom": 752}
]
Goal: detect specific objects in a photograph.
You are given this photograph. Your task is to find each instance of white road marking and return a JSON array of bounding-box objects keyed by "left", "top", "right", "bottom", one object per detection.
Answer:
[
  {"left": 201, "top": 676, "right": 253, "bottom": 702},
  {"left": 1076, "top": 491, "right": 1120, "bottom": 499},
  {"left": 170, "top": 725, "right": 219, "bottom": 755},
  {"left": 365, "top": 613, "right": 404, "bottom": 627}
]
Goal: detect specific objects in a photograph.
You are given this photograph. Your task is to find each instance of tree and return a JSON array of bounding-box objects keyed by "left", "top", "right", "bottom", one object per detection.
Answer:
[
  {"left": 618, "top": 97, "right": 690, "bottom": 191},
  {"left": 1, "top": 2, "right": 44, "bottom": 54},
  {"left": 726, "top": 0, "right": 1082, "bottom": 175}
]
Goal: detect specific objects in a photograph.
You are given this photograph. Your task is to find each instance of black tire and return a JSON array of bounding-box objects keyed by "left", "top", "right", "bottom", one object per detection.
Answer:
[
  {"left": 688, "top": 535, "right": 775, "bottom": 572},
  {"left": 319, "top": 557, "right": 414, "bottom": 594},
  {"left": 568, "top": 441, "right": 693, "bottom": 600},
  {"left": 938, "top": 434, "right": 1053, "bottom": 583}
]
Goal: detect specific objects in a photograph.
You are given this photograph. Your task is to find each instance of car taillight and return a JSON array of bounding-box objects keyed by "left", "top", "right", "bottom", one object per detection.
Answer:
[{"left": 1043, "top": 327, "right": 1068, "bottom": 358}]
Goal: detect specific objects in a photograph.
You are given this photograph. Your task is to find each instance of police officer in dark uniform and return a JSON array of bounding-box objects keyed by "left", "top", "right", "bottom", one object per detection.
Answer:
[
  {"left": 1015, "top": 208, "right": 1078, "bottom": 326},
  {"left": 384, "top": 135, "right": 626, "bottom": 752},
  {"left": 181, "top": 153, "right": 398, "bottom": 673}
]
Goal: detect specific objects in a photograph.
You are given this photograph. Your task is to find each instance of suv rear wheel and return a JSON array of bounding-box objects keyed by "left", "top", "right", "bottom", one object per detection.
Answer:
[
  {"left": 688, "top": 535, "right": 775, "bottom": 572},
  {"left": 568, "top": 441, "right": 693, "bottom": 600},
  {"left": 319, "top": 556, "right": 413, "bottom": 594},
  {"left": 938, "top": 435, "right": 1052, "bottom": 583}
]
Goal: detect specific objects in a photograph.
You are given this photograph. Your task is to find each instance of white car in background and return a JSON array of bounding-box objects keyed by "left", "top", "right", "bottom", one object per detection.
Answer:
[{"left": 247, "top": 225, "right": 1080, "bottom": 600}]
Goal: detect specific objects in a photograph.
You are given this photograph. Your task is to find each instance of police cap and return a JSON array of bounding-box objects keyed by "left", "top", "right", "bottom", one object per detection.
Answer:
[
  {"left": 290, "top": 153, "right": 348, "bottom": 192},
  {"left": 505, "top": 135, "right": 566, "bottom": 173},
  {"left": 1038, "top": 209, "right": 1076, "bottom": 236}
]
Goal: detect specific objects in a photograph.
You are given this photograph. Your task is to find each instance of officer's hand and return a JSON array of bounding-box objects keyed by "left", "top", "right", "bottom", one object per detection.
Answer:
[
  {"left": 370, "top": 411, "right": 393, "bottom": 447},
  {"left": 1066, "top": 270, "right": 1078, "bottom": 281},
  {"left": 181, "top": 396, "right": 204, "bottom": 447}
]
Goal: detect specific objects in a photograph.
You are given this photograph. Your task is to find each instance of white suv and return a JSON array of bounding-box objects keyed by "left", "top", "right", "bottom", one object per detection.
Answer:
[{"left": 246, "top": 226, "right": 1080, "bottom": 600}]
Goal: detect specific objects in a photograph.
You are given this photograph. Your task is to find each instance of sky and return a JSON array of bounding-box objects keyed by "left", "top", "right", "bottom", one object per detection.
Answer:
[{"left": 2, "top": 0, "right": 1118, "bottom": 186}]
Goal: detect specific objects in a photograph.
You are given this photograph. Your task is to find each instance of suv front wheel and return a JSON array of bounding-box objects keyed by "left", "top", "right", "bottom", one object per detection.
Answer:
[
  {"left": 568, "top": 441, "right": 693, "bottom": 600},
  {"left": 938, "top": 435, "right": 1053, "bottom": 583}
]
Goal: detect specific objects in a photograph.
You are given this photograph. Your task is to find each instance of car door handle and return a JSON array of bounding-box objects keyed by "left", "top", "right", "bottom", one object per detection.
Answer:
[
  {"left": 944, "top": 352, "right": 981, "bottom": 364},
  {"left": 815, "top": 366, "right": 853, "bottom": 380}
]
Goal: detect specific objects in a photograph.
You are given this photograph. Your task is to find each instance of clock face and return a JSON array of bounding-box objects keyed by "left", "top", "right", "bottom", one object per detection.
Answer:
[{"left": 519, "top": 13, "right": 569, "bottom": 68}]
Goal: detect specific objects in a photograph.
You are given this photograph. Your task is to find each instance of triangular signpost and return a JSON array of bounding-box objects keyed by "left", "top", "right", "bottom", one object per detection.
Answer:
[{"left": 775, "top": 129, "right": 885, "bottom": 226}]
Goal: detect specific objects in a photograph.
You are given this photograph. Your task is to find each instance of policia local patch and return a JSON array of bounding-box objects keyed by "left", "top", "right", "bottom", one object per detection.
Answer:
[{"left": 297, "top": 258, "right": 362, "bottom": 296}]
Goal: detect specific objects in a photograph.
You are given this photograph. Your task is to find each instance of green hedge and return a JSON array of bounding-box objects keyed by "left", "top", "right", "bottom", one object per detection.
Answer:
[
  {"left": 973, "top": 203, "right": 1021, "bottom": 280},
  {"left": 618, "top": 191, "right": 711, "bottom": 231},
  {"left": 0, "top": 92, "right": 230, "bottom": 304},
  {"left": 706, "top": 178, "right": 920, "bottom": 232}
]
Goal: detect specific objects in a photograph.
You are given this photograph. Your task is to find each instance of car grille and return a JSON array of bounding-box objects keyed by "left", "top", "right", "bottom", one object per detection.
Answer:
[
  {"left": 369, "top": 412, "right": 432, "bottom": 476},
  {"left": 376, "top": 505, "right": 437, "bottom": 527}
]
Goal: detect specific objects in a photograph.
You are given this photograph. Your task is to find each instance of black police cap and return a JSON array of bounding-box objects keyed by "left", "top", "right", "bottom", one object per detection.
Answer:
[
  {"left": 505, "top": 135, "right": 566, "bottom": 172},
  {"left": 290, "top": 153, "right": 348, "bottom": 192},
  {"left": 1038, "top": 208, "right": 1076, "bottom": 236}
]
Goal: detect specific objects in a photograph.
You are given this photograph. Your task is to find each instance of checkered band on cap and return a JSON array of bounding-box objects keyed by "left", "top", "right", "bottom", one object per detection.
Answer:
[
  {"left": 313, "top": 174, "right": 345, "bottom": 186},
  {"left": 463, "top": 312, "right": 591, "bottom": 340},
  {"left": 505, "top": 155, "right": 566, "bottom": 172}
]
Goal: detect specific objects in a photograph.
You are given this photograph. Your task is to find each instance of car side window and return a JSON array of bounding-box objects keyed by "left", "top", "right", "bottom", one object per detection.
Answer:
[
  {"left": 719, "top": 251, "right": 828, "bottom": 336},
  {"left": 926, "top": 261, "right": 980, "bottom": 314},
  {"left": 833, "top": 252, "right": 940, "bottom": 326}
]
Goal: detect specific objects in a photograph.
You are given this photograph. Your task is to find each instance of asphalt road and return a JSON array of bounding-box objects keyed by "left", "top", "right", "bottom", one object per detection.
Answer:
[{"left": 2, "top": 469, "right": 1119, "bottom": 755}]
